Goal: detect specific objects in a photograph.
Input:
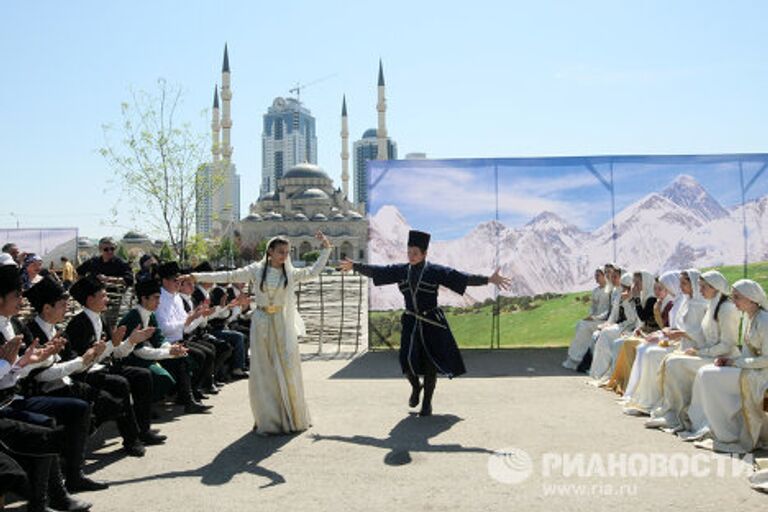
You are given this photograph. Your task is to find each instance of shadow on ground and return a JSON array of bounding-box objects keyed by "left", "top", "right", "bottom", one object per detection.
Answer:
[
  {"left": 104, "top": 431, "right": 296, "bottom": 489},
  {"left": 330, "top": 347, "right": 576, "bottom": 379},
  {"left": 311, "top": 413, "right": 493, "bottom": 466}
]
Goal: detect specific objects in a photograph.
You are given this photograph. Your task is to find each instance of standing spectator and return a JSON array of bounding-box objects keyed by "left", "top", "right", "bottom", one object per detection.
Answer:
[{"left": 60, "top": 256, "right": 76, "bottom": 290}]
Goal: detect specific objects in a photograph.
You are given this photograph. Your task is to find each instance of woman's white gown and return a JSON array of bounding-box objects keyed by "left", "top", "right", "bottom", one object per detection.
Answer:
[{"left": 195, "top": 247, "right": 331, "bottom": 434}]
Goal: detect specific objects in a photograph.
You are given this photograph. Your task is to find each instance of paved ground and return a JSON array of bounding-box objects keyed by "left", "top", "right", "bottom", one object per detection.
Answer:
[{"left": 9, "top": 346, "right": 765, "bottom": 511}]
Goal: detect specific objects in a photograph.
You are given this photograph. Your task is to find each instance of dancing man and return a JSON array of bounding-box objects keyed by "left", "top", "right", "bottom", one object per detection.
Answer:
[{"left": 340, "top": 230, "right": 511, "bottom": 416}]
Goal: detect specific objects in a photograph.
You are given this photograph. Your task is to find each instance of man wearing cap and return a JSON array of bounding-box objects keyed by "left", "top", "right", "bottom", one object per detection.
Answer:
[
  {"left": 340, "top": 230, "right": 511, "bottom": 416},
  {"left": 76, "top": 237, "right": 133, "bottom": 286},
  {"left": 118, "top": 278, "right": 210, "bottom": 414},
  {"left": 66, "top": 275, "right": 166, "bottom": 448}
]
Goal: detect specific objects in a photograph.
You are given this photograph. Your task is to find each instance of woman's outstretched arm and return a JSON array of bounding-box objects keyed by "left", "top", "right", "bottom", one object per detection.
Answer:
[
  {"left": 193, "top": 262, "right": 260, "bottom": 284},
  {"left": 292, "top": 231, "right": 332, "bottom": 283}
]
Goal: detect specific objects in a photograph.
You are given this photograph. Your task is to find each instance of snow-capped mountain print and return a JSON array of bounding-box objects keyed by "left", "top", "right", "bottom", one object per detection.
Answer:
[{"left": 368, "top": 174, "right": 768, "bottom": 310}]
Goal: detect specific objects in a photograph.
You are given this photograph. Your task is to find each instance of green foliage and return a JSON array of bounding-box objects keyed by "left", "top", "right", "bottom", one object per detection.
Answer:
[
  {"left": 302, "top": 250, "right": 320, "bottom": 264},
  {"left": 116, "top": 244, "right": 129, "bottom": 262},
  {"left": 186, "top": 234, "right": 211, "bottom": 265},
  {"left": 159, "top": 242, "right": 175, "bottom": 262},
  {"left": 99, "top": 78, "right": 212, "bottom": 264},
  {"left": 217, "top": 237, "right": 236, "bottom": 265}
]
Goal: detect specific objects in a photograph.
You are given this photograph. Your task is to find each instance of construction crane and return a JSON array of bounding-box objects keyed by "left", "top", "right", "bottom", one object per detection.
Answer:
[{"left": 288, "top": 73, "right": 337, "bottom": 104}]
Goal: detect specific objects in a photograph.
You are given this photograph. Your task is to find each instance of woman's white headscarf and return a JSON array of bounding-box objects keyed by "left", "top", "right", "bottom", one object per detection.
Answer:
[
  {"left": 671, "top": 268, "right": 702, "bottom": 330},
  {"left": 733, "top": 279, "right": 768, "bottom": 310},
  {"left": 700, "top": 270, "right": 729, "bottom": 344},
  {"left": 636, "top": 270, "right": 656, "bottom": 308},
  {"left": 260, "top": 236, "right": 306, "bottom": 337},
  {"left": 660, "top": 270, "right": 681, "bottom": 326},
  {"left": 620, "top": 272, "right": 633, "bottom": 288},
  {"left": 701, "top": 270, "right": 730, "bottom": 296}
]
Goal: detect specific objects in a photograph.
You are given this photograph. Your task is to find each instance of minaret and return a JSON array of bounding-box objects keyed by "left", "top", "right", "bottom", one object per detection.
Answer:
[
  {"left": 220, "top": 44, "right": 233, "bottom": 163},
  {"left": 211, "top": 85, "right": 221, "bottom": 163},
  {"left": 376, "top": 59, "right": 388, "bottom": 160},
  {"left": 340, "top": 95, "right": 350, "bottom": 199}
]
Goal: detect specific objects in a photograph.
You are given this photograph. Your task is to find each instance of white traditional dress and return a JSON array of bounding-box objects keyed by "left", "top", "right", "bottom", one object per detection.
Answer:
[
  {"left": 648, "top": 271, "right": 740, "bottom": 431},
  {"left": 563, "top": 278, "right": 614, "bottom": 370},
  {"left": 589, "top": 271, "right": 653, "bottom": 383},
  {"left": 194, "top": 244, "right": 331, "bottom": 434},
  {"left": 621, "top": 271, "right": 682, "bottom": 402},
  {"left": 681, "top": 280, "right": 768, "bottom": 453},
  {"left": 624, "top": 269, "right": 707, "bottom": 413}
]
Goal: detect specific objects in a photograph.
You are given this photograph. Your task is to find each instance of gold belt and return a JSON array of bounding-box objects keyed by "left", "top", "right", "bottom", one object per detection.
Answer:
[{"left": 257, "top": 305, "right": 283, "bottom": 314}]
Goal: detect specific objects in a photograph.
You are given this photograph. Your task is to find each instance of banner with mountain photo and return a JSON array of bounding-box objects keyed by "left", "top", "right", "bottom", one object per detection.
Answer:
[{"left": 366, "top": 154, "right": 768, "bottom": 348}]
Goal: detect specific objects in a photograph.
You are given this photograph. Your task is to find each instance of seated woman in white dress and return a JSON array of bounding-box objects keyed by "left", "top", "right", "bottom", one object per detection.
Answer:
[
  {"left": 679, "top": 279, "right": 768, "bottom": 453},
  {"left": 562, "top": 266, "right": 616, "bottom": 370},
  {"left": 646, "top": 270, "right": 740, "bottom": 431},
  {"left": 623, "top": 269, "right": 707, "bottom": 414},
  {"left": 589, "top": 272, "right": 642, "bottom": 383},
  {"left": 615, "top": 271, "right": 682, "bottom": 399},
  {"left": 193, "top": 232, "right": 332, "bottom": 435},
  {"left": 606, "top": 275, "right": 671, "bottom": 395}
]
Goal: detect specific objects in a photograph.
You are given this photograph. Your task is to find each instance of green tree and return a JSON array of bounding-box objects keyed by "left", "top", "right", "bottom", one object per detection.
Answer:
[
  {"left": 218, "top": 237, "right": 236, "bottom": 266},
  {"left": 159, "top": 242, "right": 175, "bottom": 262},
  {"left": 186, "top": 234, "right": 211, "bottom": 265},
  {"left": 116, "top": 244, "right": 129, "bottom": 262},
  {"left": 99, "top": 78, "right": 217, "bottom": 263},
  {"left": 302, "top": 250, "right": 320, "bottom": 264}
]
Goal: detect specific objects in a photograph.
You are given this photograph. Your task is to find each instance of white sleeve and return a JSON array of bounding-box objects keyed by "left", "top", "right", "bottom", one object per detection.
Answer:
[
  {"left": 700, "top": 304, "right": 741, "bottom": 357},
  {"left": 112, "top": 340, "right": 135, "bottom": 359},
  {"left": 35, "top": 358, "right": 85, "bottom": 382},
  {"left": 193, "top": 262, "right": 259, "bottom": 284},
  {"left": 184, "top": 316, "right": 205, "bottom": 334},
  {"left": 291, "top": 248, "right": 331, "bottom": 283},
  {"left": 133, "top": 344, "right": 173, "bottom": 361}
]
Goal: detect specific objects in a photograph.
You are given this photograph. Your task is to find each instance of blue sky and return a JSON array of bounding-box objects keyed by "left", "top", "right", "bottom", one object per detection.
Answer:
[
  {"left": 1, "top": 1, "right": 767, "bottom": 240},
  {"left": 369, "top": 156, "right": 768, "bottom": 238}
]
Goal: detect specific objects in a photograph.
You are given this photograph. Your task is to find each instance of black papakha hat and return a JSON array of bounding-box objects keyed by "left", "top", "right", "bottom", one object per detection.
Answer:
[
  {"left": 157, "top": 261, "right": 181, "bottom": 280},
  {"left": 194, "top": 261, "right": 213, "bottom": 273},
  {"left": 135, "top": 278, "right": 161, "bottom": 299},
  {"left": 407, "top": 230, "right": 431, "bottom": 252},
  {"left": 69, "top": 275, "right": 105, "bottom": 306},
  {"left": 23, "top": 276, "right": 68, "bottom": 313}
]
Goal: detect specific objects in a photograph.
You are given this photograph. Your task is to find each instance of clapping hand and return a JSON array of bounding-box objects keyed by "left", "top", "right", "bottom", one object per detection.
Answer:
[
  {"left": 111, "top": 325, "right": 128, "bottom": 347},
  {"left": 0, "top": 335, "right": 24, "bottom": 365},
  {"left": 128, "top": 326, "right": 155, "bottom": 346},
  {"left": 169, "top": 343, "right": 188, "bottom": 357},
  {"left": 17, "top": 339, "right": 57, "bottom": 368}
]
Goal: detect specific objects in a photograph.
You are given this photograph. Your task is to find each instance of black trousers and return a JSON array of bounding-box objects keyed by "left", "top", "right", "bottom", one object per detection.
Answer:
[
  {"left": 112, "top": 364, "right": 153, "bottom": 434},
  {"left": 187, "top": 340, "right": 215, "bottom": 389},
  {"left": 161, "top": 358, "right": 195, "bottom": 405},
  {"left": 82, "top": 370, "right": 141, "bottom": 444},
  {"left": 1, "top": 396, "right": 90, "bottom": 483}
]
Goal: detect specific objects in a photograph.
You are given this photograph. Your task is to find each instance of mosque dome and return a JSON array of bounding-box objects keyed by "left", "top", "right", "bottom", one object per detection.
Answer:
[
  {"left": 294, "top": 188, "right": 330, "bottom": 201},
  {"left": 283, "top": 163, "right": 330, "bottom": 180},
  {"left": 362, "top": 128, "right": 377, "bottom": 138}
]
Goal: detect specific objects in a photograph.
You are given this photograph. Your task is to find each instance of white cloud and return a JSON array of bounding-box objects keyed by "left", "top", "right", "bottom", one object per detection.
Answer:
[{"left": 371, "top": 165, "right": 597, "bottom": 226}]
